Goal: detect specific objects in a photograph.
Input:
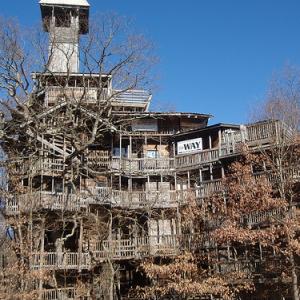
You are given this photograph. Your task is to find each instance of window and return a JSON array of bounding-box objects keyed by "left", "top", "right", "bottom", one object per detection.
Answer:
[
  {"left": 147, "top": 150, "right": 159, "bottom": 159},
  {"left": 55, "top": 11, "right": 71, "bottom": 28},
  {"left": 113, "top": 147, "right": 128, "bottom": 158}
]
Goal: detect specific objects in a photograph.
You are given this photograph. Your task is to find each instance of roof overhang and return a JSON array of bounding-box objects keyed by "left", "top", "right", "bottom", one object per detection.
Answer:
[
  {"left": 173, "top": 123, "right": 241, "bottom": 140},
  {"left": 39, "top": 0, "right": 90, "bottom": 7}
]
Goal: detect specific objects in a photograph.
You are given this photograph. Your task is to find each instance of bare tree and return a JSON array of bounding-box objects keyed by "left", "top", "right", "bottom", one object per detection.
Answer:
[
  {"left": 250, "top": 65, "right": 300, "bottom": 300},
  {"left": 0, "top": 9, "right": 156, "bottom": 299}
]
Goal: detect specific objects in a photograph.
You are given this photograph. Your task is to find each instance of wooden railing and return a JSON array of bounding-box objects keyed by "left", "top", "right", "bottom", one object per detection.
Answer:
[
  {"left": 21, "top": 158, "right": 66, "bottom": 175},
  {"left": 113, "top": 89, "right": 151, "bottom": 104},
  {"left": 84, "top": 188, "right": 180, "bottom": 208},
  {"left": 41, "top": 288, "right": 77, "bottom": 300},
  {"left": 30, "top": 235, "right": 183, "bottom": 269},
  {"left": 195, "top": 180, "right": 224, "bottom": 199},
  {"left": 175, "top": 149, "right": 219, "bottom": 169},
  {"left": 4, "top": 192, "right": 83, "bottom": 215},
  {"left": 6, "top": 164, "right": 298, "bottom": 214},
  {"left": 5, "top": 188, "right": 181, "bottom": 214},
  {"left": 87, "top": 150, "right": 110, "bottom": 167},
  {"left": 220, "top": 120, "right": 294, "bottom": 156},
  {"left": 246, "top": 121, "right": 278, "bottom": 143},
  {"left": 38, "top": 158, "right": 65, "bottom": 173},
  {"left": 175, "top": 121, "right": 293, "bottom": 169},
  {"left": 111, "top": 157, "right": 175, "bottom": 174},
  {"left": 129, "top": 129, "right": 177, "bottom": 136},
  {"left": 31, "top": 252, "right": 91, "bottom": 270},
  {"left": 241, "top": 207, "right": 286, "bottom": 227},
  {"left": 46, "top": 86, "right": 107, "bottom": 104}
]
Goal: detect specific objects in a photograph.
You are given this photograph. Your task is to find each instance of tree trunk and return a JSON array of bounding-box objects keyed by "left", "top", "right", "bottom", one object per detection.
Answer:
[{"left": 290, "top": 252, "right": 299, "bottom": 300}]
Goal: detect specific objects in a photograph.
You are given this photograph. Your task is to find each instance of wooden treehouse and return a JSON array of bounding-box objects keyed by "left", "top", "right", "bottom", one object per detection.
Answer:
[{"left": 0, "top": 0, "right": 299, "bottom": 300}]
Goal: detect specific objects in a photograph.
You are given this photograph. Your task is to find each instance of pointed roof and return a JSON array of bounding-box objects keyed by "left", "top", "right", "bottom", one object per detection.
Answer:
[{"left": 39, "top": 0, "right": 90, "bottom": 7}]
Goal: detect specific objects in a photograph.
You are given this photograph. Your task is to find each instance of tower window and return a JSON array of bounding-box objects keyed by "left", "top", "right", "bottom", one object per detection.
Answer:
[{"left": 55, "top": 10, "right": 71, "bottom": 28}]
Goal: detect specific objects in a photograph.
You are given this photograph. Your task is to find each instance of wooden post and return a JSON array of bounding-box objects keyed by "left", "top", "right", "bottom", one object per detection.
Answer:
[
  {"left": 210, "top": 163, "right": 213, "bottom": 181},
  {"left": 221, "top": 165, "right": 225, "bottom": 178},
  {"left": 218, "top": 129, "right": 222, "bottom": 156},
  {"left": 119, "top": 134, "right": 122, "bottom": 170},
  {"left": 199, "top": 168, "right": 203, "bottom": 183},
  {"left": 78, "top": 218, "right": 83, "bottom": 271},
  {"left": 39, "top": 221, "right": 45, "bottom": 300},
  {"left": 129, "top": 135, "right": 132, "bottom": 159},
  {"left": 208, "top": 135, "right": 212, "bottom": 149}
]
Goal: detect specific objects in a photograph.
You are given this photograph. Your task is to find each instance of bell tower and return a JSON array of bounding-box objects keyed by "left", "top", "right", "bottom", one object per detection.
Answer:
[{"left": 39, "top": 0, "right": 90, "bottom": 73}]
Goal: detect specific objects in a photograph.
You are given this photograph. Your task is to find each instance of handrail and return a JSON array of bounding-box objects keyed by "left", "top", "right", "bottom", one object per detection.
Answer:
[
  {"left": 111, "top": 157, "right": 175, "bottom": 173},
  {"left": 114, "top": 89, "right": 151, "bottom": 103},
  {"left": 175, "top": 148, "right": 219, "bottom": 169},
  {"left": 41, "top": 287, "right": 77, "bottom": 300},
  {"left": 30, "top": 235, "right": 186, "bottom": 269}
]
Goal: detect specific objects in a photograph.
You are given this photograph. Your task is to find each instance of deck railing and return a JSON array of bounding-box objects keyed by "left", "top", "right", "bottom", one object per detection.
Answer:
[
  {"left": 195, "top": 180, "right": 224, "bottom": 199},
  {"left": 221, "top": 120, "right": 294, "bottom": 156},
  {"left": 241, "top": 207, "right": 286, "bottom": 227},
  {"left": 113, "top": 89, "right": 151, "bottom": 104},
  {"left": 6, "top": 165, "right": 298, "bottom": 214},
  {"left": 30, "top": 235, "right": 184, "bottom": 269},
  {"left": 85, "top": 188, "right": 179, "bottom": 208},
  {"left": 31, "top": 252, "right": 91, "bottom": 270},
  {"left": 5, "top": 188, "right": 180, "bottom": 214},
  {"left": 22, "top": 158, "right": 66, "bottom": 175},
  {"left": 87, "top": 150, "right": 110, "bottom": 167},
  {"left": 111, "top": 157, "right": 175, "bottom": 174},
  {"left": 41, "top": 288, "right": 78, "bottom": 300},
  {"left": 5, "top": 192, "right": 83, "bottom": 214},
  {"left": 46, "top": 86, "right": 107, "bottom": 104},
  {"left": 246, "top": 121, "right": 278, "bottom": 143},
  {"left": 175, "top": 121, "right": 293, "bottom": 169},
  {"left": 175, "top": 149, "right": 219, "bottom": 169}
]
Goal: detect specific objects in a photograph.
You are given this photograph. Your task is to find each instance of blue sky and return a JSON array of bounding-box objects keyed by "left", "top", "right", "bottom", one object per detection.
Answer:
[{"left": 2, "top": 0, "right": 300, "bottom": 124}]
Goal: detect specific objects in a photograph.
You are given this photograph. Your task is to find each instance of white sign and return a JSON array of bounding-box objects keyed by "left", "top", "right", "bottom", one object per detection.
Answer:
[{"left": 177, "top": 138, "right": 203, "bottom": 154}]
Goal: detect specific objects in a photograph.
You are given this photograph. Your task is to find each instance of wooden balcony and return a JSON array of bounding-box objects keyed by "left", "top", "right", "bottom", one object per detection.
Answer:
[
  {"left": 86, "top": 150, "right": 110, "bottom": 167},
  {"left": 19, "top": 158, "right": 66, "bottom": 176},
  {"left": 31, "top": 252, "right": 91, "bottom": 270},
  {"left": 86, "top": 187, "right": 198, "bottom": 208},
  {"left": 4, "top": 192, "right": 83, "bottom": 215},
  {"left": 37, "top": 158, "right": 66, "bottom": 174},
  {"left": 41, "top": 288, "right": 86, "bottom": 300},
  {"left": 221, "top": 120, "right": 293, "bottom": 156},
  {"left": 175, "top": 149, "right": 219, "bottom": 170},
  {"left": 45, "top": 86, "right": 150, "bottom": 109},
  {"left": 6, "top": 165, "right": 298, "bottom": 215},
  {"left": 175, "top": 120, "right": 293, "bottom": 171},
  {"left": 195, "top": 180, "right": 224, "bottom": 199},
  {"left": 113, "top": 89, "right": 151, "bottom": 109},
  {"left": 111, "top": 157, "right": 175, "bottom": 174},
  {"left": 240, "top": 207, "right": 287, "bottom": 227},
  {"left": 4, "top": 188, "right": 184, "bottom": 214},
  {"left": 46, "top": 86, "right": 107, "bottom": 104},
  {"left": 30, "top": 235, "right": 182, "bottom": 270}
]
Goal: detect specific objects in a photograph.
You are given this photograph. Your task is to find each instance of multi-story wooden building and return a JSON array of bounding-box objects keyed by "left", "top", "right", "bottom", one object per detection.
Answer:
[{"left": 1, "top": 1, "right": 299, "bottom": 300}]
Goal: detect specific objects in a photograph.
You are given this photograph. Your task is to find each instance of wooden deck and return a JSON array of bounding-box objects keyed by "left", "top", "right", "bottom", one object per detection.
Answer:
[
  {"left": 13, "top": 121, "right": 293, "bottom": 178},
  {"left": 46, "top": 86, "right": 150, "bottom": 108},
  {"left": 5, "top": 163, "right": 299, "bottom": 215},
  {"left": 41, "top": 288, "right": 82, "bottom": 300},
  {"left": 175, "top": 120, "right": 291, "bottom": 170},
  {"left": 111, "top": 157, "right": 175, "bottom": 174},
  {"left": 30, "top": 235, "right": 181, "bottom": 270},
  {"left": 240, "top": 207, "right": 287, "bottom": 227},
  {"left": 175, "top": 149, "right": 219, "bottom": 170},
  {"left": 4, "top": 188, "right": 187, "bottom": 214}
]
